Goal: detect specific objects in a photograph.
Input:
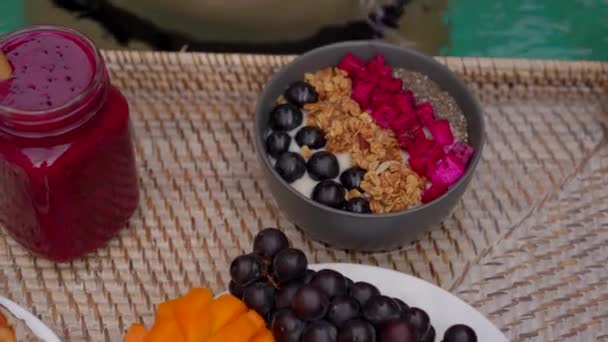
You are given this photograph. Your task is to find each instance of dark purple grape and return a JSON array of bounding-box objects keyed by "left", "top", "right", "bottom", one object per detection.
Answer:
[
  {"left": 307, "top": 151, "right": 339, "bottom": 181},
  {"left": 291, "top": 285, "right": 329, "bottom": 321},
  {"left": 312, "top": 180, "right": 346, "bottom": 209},
  {"left": 296, "top": 126, "right": 326, "bottom": 149},
  {"left": 310, "top": 269, "right": 347, "bottom": 298},
  {"left": 266, "top": 131, "right": 292, "bottom": 158},
  {"left": 443, "top": 324, "right": 477, "bottom": 342},
  {"left": 338, "top": 319, "right": 376, "bottom": 342},
  {"left": 392, "top": 298, "right": 410, "bottom": 318},
  {"left": 273, "top": 248, "right": 308, "bottom": 284},
  {"left": 407, "top": 307, "right": 430, "bottom": 338},
  {"left": 275, "top": 152, "right": 306, "bottom": 183},
  {"left": 327, "top": 295, "right": 360, "bottom": 328},
  {"left": 243, "top": 282, "right": 275, "bottom": 316},
  {"left": 362, "top": 296, "right": 401, "bottom": 326},
  {"left": 379, "top": 319, "right": 417, "bottom": 342},
  {"left": 349, "top": 282, "right": 380, "bottom": 307},
  {"left": 229, "top": 280, "right": 244, "bottom": 299},
  {"left": 344, "top": 277, "right": 354, "bottom": 291},
  {"left": 302, "top": 320, "right": 338, "bottom": 342},
  {"left": 270, "top": 103, "right": 303, "bottom": 131},
  {"left": 275, "top": 281, "right": 303, "bottom": 310},
  {"left": 230, "top": 254, "right": 262, "bottom": 286},
  {"left": 303, "top": 269, "right": 316, "bottom": 284},
  {"left": 253, "top": 228, "right": 289, "bottom": 259},
  {"left": 339, "top": 167, "right": 366, "bottom": 191},
  {"left": 285, "top": 81, "right": 319, "bottom": 107},
  {"left": 272, "top": 309, "right": 306, "bottom": 342},
  {"left": 421, "top": 325, "right": 435, "bottom": 342},
  {"left": 344, "top": 198, "right": 371, "bottom": 214}
]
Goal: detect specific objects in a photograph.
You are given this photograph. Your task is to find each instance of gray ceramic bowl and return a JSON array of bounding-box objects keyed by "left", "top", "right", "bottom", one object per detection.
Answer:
[{"left": 254, "top": 41, "right": 485, "bottom": 251}]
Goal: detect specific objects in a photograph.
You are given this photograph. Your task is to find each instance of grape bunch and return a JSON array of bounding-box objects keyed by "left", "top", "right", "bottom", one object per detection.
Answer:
[{"left": 229, "top": 228, "right": 478, "bottom": 342}]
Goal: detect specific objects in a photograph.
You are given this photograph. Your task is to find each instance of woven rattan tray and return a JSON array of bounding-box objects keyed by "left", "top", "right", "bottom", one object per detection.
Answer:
[{"left": 0, "top": 51, "right": 607, "bottom": 341}]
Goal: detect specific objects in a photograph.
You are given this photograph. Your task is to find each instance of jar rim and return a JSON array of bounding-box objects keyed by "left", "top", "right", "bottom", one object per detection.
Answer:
[{"left": 0, "top": 25, "right": 104, "bottom": 121}]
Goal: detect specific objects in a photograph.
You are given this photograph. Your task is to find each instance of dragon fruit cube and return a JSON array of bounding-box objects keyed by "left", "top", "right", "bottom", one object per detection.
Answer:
[
  {"left": 371, "top": 89, "right": 394, "bottom": 109},
  {"left": 422, "top": 182, "right": 448, "bottom": 203},
  {"left": 427, "top": 141, "right": 446, "bottom": 162},
  {"left": 431, "top": 154, "right": 466, "bottom": 187},
  {"left": 394, "top": 90, "right": 415, "bottom": 114},
  {"left": 337, "top": 52, "right": 365, "bottom": 75},
  {"left": 415, "top": 102, "right": 435, "bottom": 126},
  {"left": 373, "top": 104, "right": 400, "bottom": 122},
  {"left": 367, "top": 55, "right": 392, "bottom": 77},
  {"left": 389, "top": 112, "right": 419, "bottom": 135},
  {"left": 409, "top": 155, "right": 437, "bottom": 178},
  {"left": 445, "top": 142, "right": 475, "bottom": 166},
  {"left": 427, "top": 119, "right": 455, "bottom": 146},
  {"left": 352, "top": 81, "right": 374, "bottom": 110},
  {"left": 379, "top": 76, "right": 403, "bottom": 92}
]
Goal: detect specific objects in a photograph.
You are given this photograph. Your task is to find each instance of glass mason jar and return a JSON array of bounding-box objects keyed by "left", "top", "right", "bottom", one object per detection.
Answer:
[{"left": 0, "top": 26, "right": 139, "bottom": 261}]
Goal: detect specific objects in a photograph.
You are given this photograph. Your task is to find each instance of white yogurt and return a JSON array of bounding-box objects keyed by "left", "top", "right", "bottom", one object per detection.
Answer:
[{"left": 291, "top": 173, "right": 317, "bottom": 198}]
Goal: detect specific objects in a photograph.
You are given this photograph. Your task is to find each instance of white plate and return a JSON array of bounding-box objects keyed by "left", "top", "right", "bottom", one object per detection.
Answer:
[
  {"left": 309, "top": 263, "right": 508, "bottom": 341},
  {"left": 0, "top": 296, "right": 61, "bottom": 342}
]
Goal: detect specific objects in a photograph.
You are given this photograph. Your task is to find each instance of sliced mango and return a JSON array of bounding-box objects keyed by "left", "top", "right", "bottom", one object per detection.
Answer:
[
  {"left": 0, "top": 53, "right": 11, "bottom": 81},
  {"left": 208, "top": 294, "right": 247, "bottom": 335},
  {"left": 145, "top": 318, "right": 185, "bottom": 342},
  {"left": 0, "top": 326, "right": 15, "bottom": 342},
  {"left": 174, "top": 288, "right": 213, "bottom": 342},
  {"left": 251, "top": 328, "right": 275, "bottom": 342},
  {"left": 207, "top": 310, "right": 266, "bottom": 342},
  {"left": 123, "top": 323, "right": 148, "bottom": 342}
]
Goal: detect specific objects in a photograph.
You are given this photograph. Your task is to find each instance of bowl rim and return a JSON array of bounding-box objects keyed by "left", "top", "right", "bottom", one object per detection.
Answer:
[{"left": 254, "top": 40, "right": 486, "bottom": 219}]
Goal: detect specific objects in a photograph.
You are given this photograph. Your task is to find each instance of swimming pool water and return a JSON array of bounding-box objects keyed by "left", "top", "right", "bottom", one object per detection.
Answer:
[
  {"left": 1, "top": 0, "right": 606, "bottom": 60},
  {"left": 444, "top": 0, "right": 608, "bottom": 60}
]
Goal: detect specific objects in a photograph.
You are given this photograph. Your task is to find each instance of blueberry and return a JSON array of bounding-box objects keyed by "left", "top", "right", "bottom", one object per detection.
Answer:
[
  {"left": 344, "top": 198, "right": 371, "bottom": 214},
  {"left": 312, "top": 180, "right": 346, "bottom": 209},
  {"left": 295, "top": 126, "right": 326, "bottom": 149},
  {"left": 285, "top": 81, "right": 319, "bottom": 107},
  {"left": 307, "top": 151, "right": 339, "bottom": 181},
  {"left": 266, "top": 131, "right": 292, "bottom": 158},
  {"left": 275, "top": 152, "right": 306, "bottom": 183},
  {"left": 340, "top": 167, "right": 367, "bottom": 191},
  {"left": 270, "top": 104, "right": 303, "bottom": 131}
]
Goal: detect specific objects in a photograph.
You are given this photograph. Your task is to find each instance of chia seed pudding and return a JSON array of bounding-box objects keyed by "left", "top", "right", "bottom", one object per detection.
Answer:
[{"left": 264, "top": 53, "right": 474, "bottom": 214}]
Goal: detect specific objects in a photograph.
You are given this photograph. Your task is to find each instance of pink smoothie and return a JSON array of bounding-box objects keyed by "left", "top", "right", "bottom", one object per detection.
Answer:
[{"left": 0, "top": 26, "right": 139, "bottom": 261}]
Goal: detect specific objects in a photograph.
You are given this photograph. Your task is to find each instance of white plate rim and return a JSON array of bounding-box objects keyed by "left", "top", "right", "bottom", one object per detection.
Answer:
[
  {"left": 309, "top": 262, "right": 508, "bottom": 342},
  {"left": 0, "top": 296, "right": 61, "bottom": 342}
]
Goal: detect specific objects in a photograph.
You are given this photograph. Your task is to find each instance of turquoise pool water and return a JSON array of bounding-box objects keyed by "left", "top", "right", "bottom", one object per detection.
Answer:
[
  {"left": 0, "top": 0, "right": 606, "bottom": 60},
  {"left": 444, "top": 0, "right": 608, "bottom": 60}
]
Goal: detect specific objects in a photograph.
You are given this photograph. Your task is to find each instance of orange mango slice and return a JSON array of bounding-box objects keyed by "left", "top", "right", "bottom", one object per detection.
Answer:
[
  {"left": 0, "top": 53, "right": 11, "bottom": 81},
  {"left": 123, "top": 323, "right": 148, "bottom": 342},
  {"left": 174, "top": 288, "right": 214, "bottom": 342},
  {"left": 251, "top": 329, "right": 275, "bottom": 342},
  {"left": 145, "top": 318, "right": 185, "bottom": 342},
  {"left": 207, "top": 310, "right": 266, "bottom": 342},
  {"left": 208, "top": 294, "right": 248, "bottom": 335}
]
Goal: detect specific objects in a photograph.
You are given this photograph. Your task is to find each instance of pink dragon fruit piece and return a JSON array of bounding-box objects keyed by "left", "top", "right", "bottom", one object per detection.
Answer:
[
  {"left": 409, "top": 155, "right": 437, "bottom": 178},
  {"left": 399, "top": 128, "right": 428, "bottom": 155},
  {"left": 415, "top": 102, "right": 435, "bottom": 126},
  {"left": 427, "top": 119, "right": 455, "bottom": 146},
  {"left": 373, "top": 103, "right": 400, "bottom": 122},
  {"left": 422, "top": 182, "right": 448, "bottom": 203},
  {"left": 390, "top": 114, "right": 419, "bottom": 135},
  {"left": 427, "top": 140, "right": 445, "bottom": 162},
  {"left": 367, "top": 55, "right": 392, "bottom": 77},
  {"left": 371, "top": 88, "right": 394, "bottom": 110},
  {"left": 337, "top": 52, "right": 366, "bottom": 75},
  {"left": 431, "top": 154, "right": 466, "bottom": 187},
  {"left": 371, "top": 111, "right": 391, "bottom": 129},
  {"left": 394, "top": 90, "right": 415, "bottom": 114},
  {"left": 445, "top": 142, "right": 475, "bottom": 166},
  {"left": 357, "top": 69, "right": 381, "bottom": 87},
  {"left": 378, "top": 76, "right": 403, "bottom": 92},
  {"left": 352, "top": 81, "right": 374, "bottom": 110}
]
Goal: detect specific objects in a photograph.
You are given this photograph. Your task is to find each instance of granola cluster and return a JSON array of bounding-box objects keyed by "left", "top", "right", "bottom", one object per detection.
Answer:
[{"left": 302, "top": 67, "right": 425, "bottom": 213}]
